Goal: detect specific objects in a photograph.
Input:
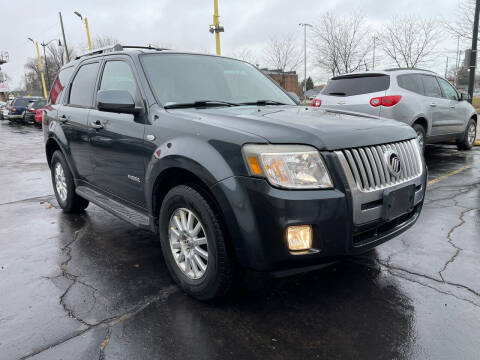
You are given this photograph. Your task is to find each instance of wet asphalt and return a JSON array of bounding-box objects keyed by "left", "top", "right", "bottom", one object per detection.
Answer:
[{"left": 0, "top": 120, "right": 479, "bottom": 360}]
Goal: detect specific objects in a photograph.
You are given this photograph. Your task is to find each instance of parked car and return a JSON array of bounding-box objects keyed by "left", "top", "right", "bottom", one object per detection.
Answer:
[
  {"left": 0, "top": 103, "right": 6, "bottom": 120},
  {"left": 8, "top": 97, "right": 42, "bottom": 122},
  {"left": 34, "top": 109, "right": 44, "bottom": 126},
  {"left": 44, "top": 45, "right": 427, "bottom": 300},
  {"left": 2, "top": 100, "right": 11, "bottom": 120},
  {"left": 313, "top": 69, "right": 477, "bottom": 150},
  {"left": 24, "top": 99, "right": 47, "bottom": 124}
]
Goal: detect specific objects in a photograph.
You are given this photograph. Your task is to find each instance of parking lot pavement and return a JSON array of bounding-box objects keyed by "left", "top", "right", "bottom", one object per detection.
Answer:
[{"left": 0, "top": 121, "right": 479, "bottom": 360}]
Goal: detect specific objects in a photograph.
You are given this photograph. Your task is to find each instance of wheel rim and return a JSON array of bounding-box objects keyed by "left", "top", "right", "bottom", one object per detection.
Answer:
[
  {"left": 467, "top": 123, "right": 476, "bottom": 145},
  {"left": 168, "top": 208, "right": 208, "bottom": 280},
  {"left": 54, "top": 162, "right": 68, "bottom": 202},
  {"left": 416, "top": 130, "right": 424, "bottom": 148}
]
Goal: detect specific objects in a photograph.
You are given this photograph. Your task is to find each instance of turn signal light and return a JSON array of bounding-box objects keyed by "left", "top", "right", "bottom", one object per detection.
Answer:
[
  {"left": 312, "top": 99, "right": 322, "bottom": 107},
  {"left": 370, "top": 95, "right": 402, "bottom": 107},
  {"left": 287, "top": 225, "right": 312, "bottom": 251}
]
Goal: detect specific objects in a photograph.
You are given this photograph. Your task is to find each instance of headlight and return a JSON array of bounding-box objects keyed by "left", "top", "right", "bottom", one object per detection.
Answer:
[{"left": 242, "top": 144, "right": 333, "bottom": 189}]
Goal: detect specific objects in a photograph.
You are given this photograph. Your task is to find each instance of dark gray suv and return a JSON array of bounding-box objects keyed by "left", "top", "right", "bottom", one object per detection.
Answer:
[{"left": 44, "top": 45, "right": 427, "bottom": 300}]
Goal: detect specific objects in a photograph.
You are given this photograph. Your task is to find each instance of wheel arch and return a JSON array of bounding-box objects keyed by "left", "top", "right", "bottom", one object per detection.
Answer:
[{"left": 412, "top": 117, "right": 429, "bottom": 135}]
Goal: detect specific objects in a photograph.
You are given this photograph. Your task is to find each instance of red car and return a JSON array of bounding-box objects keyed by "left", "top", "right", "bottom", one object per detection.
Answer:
[{"left": 34, "top": 109, "right": 43, "bottom": 125}]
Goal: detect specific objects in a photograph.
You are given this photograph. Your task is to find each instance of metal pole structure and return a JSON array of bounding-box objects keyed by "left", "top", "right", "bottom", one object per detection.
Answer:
[
  {"left": 30, "top": 40, "right": 48, "bottom": 98},
  {"left": 445, "top": 57, "right": 449, "bottom": 78},
  {"left": 209, "top": 0, "right": 224, "bottom": 55},
  {"left": 468, "top": 0, "right": 480, "bottom": 103},
  {"left": 41, "top": 43, "right": 50, "bottom": 90},
  {"left": 84, "top": 18, "right": 92, "bottom": 51},
  {"left": 299, "top": 23, "right": 312, "bottom": 101},
  {"left": 59, "top": 12, "right": 70, "bottom": 63},
  {"left": 373, "top": 36, "right": 376, "bottom": 70}
]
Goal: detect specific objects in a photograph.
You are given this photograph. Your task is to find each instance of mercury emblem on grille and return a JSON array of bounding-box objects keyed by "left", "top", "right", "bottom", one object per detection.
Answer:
[{"left": 384, "top": 149, "right": 402, "bottom": 177}]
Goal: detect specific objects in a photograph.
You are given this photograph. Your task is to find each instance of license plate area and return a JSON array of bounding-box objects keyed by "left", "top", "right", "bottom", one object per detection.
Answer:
[{"left": 383, "top": 185, "right": 415, "bottom": 221}]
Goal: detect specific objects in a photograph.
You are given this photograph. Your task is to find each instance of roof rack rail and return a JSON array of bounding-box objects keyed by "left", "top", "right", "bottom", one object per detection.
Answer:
[
  {"left": 384, "top": 67, "right": 435, "bottom": 73},
  {"left": 76, "top": 44, "right": 124, "bottom": 59},
  {"left": 75, "top": 44, "right": 168, "bottom": 59}
]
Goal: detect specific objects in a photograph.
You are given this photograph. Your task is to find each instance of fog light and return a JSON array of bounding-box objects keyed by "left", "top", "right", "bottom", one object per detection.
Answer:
[{"left": 287, "top": 225, "right": 312, "bottom": 251}]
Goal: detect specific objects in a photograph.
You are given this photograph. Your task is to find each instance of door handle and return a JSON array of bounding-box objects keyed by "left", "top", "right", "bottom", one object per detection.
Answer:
[
  {"left": 91, "top": 120, "right": 104, "bottom": 129},
  {"left": 449, "top": 105, "right": 456, "bottom": 108},
  {"left": 429, "top": 103, "right": 437, "bottom": 107}
]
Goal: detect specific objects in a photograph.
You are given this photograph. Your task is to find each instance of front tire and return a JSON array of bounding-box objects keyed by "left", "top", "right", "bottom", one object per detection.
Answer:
[
  {"left": 457, "top": 118, "right": 477, "bottom": 150},
  {"left": 50, "top": 150, "right": 89, "bottom": 213},
  {"left": 159, "top": 185, "right": 235, "bottom": 301},
  {"left": 413, "top": 123, "right": 426, "bottom": 152}
]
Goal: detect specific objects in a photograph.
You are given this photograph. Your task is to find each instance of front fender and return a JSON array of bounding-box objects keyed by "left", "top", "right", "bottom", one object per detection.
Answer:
[{"left": 145, "top": 136, "right": 242, "bottom": 213}]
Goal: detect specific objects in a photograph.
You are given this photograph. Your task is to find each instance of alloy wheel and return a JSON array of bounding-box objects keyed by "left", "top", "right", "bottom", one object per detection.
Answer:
[
  {"left": 54, "top": 162, "right": 68, "bottom": 202},
  {"left": 168, "top": 208, "right": 208, "bottom": 280},
  {"left": 467, "top": 123, "right": 476, "bottom": 146}
]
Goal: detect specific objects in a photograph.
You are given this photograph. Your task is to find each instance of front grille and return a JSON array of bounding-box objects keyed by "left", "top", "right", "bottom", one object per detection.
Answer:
[{"left": 341, "top": 139, "right": 422, "bottom": 191}]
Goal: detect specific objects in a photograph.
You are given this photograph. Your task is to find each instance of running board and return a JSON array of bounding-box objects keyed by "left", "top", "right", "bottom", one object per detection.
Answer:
[{"left": 76, "top": 186, "right": 154, "bottom": 230}]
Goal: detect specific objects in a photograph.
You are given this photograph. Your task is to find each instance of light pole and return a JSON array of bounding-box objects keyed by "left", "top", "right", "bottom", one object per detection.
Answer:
[
  {"left": 74, "top": 11, "right": 92, "bottom": 51},
  {"left": 299, "top": 23, "right": 313, "bottom": 99},
  {"left": 40, "top": 39, "right": 62, "bottom": 90},
  {"left": 209, "top": 0, "right": 224, "bottom": 55},
  {"left": 27, "top": 38, "right": 48, "bottom": 98},
  {"left": 467, "top": 0, "right": 480, "bottom": 103}
]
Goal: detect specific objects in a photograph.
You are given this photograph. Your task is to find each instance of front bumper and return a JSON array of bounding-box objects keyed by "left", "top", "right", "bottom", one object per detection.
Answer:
[{"left": 211, "top": 156, "right": 426, "bottom": 272}]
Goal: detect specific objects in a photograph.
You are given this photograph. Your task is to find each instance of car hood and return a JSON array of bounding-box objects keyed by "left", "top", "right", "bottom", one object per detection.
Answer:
[{"left": 167, "top": 105, "right": 416, "bottom": 151}]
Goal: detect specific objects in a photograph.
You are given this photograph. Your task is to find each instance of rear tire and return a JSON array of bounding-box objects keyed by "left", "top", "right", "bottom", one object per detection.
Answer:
[
  {"left": 412, "top": 123, "right": 426, "bottom": 152},
  {"left": 159, "top": 185, "right": 235, "bottom": 301},
  {"left": 50, "top": 150, "right": 89, "bottom": 213},
  {"left": 456, "top": 118, "right": 476, "bottom": 150}
]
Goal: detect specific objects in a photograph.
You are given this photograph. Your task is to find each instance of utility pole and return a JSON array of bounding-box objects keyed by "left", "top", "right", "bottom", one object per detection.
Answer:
[
  {"left": 468, "top": 0, "right": 480, "bottom": 103},
  {"left": 27, "top": 38, "right": 48, "bottom": 98},
  {"left": 40, "top": 39, "right": 61, "bottom": 90},
  {"left": 299, "top": 23, "right": 312, "bottom": 98},
  {"left": 74, "top": 11, "right": 92, "bottom": 51},
  {"left": 209, "top": 0, "right": 224, "bottom": 55},
  {"left": 59, "top": 12, "right": 70, "bottom": 63},
  {"left": 445, "top": 57, "right": 449, "bottom": 78},
  {"left": 372, "top": 36, "right": 377, "bottom": 70}
]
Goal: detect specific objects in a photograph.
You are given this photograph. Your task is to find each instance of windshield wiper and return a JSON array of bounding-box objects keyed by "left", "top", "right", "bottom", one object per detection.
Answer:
[
  {"left": 240, "top": 100, "right": 289, "bottom": 106},
  {"left": 164, "top": 100, "right": 240, "bottom": 109},
  {"left": 327, "top": 92, "right": 347, "bottom": 96}
]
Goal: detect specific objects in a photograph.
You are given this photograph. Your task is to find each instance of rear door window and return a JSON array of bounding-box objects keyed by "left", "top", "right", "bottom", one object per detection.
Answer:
[
  {"left": 437, "top": 77, "right": 459, "bottom": 101},
  {"left": 420, "top": 75, "right": 443, "bottom": 98},
  {"left": 49, "top": 66, "right": 74, "bottom": 105},
  {"left": 322, "top": 75, "right": 390, "bottom": 96},
  {"left": 68, "top": 62, "right": 100, "bottom": 107},
  {"left": 397, "top": 74, "right": 424, "bottom": 95}
]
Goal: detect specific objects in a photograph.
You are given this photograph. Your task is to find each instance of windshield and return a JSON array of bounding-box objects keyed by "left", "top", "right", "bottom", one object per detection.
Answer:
[
  {"left": 13, "top": 98, "right": 30, "bottom": 107},
  {"left": 141, "top": 54, "right": 295, "bottom": 107}
]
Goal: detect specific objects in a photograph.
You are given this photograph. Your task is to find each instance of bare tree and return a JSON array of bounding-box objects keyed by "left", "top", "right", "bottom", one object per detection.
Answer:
[
  {"left": 311, "top": 11, "right": 370, "bottom": 76},
  {"left": 381, "top": 16, "right": 440, "bottom": 68},
  {"left": 443, "top": 0, "right": 477, "bottom": 40},
  {"left": 230, "top": 48, "right": 257, "bottom": 64},
  {"left": 264, "top": 35, "right": 302, "bottom": 72},
  {"left": 92, "top": 35, "right": 118, "bottom": 49}
]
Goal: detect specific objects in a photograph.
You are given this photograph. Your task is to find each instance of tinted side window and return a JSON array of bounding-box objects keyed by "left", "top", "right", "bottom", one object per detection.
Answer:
[
  {"left": 99, "top": 61, "right": 138, "bottom": 100},
  {"left": 397, "top": 74, "right": 423, "bottom": 95},
  {"left": 68, "top": 62, "right": 100, "bottom": 107},
  {"left": 437, "top": 77, "right": 458, "bottom": 101},
  {"left": 49, "top": 66, "right": 74, "bottom": 105},
  {"left": 420, "top": 75, "right": 442, "bottom": 98},
  {"left": 322, "top": 75, "right": 390, "bottom": 96}
]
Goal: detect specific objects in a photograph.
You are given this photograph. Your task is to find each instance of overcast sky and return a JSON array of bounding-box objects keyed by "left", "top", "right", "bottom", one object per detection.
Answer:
[{"left": 0, "top": 0, "right": 468, "bottom": 89}]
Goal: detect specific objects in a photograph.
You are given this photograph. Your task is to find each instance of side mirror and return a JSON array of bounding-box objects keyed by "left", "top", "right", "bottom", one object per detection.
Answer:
[
  {"left": 287, "top": 91, "right": 300, "bottom": 104},
  {"left": 97, "top": 90, "right": 140, "bottom": 114},
  {"left": 460, "top": 92, "right": 471, "bottom": 101}
]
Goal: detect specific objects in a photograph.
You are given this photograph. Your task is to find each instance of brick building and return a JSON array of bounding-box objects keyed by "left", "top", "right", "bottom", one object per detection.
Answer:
[{"left": 261, "top": 69, "right": 300, "bottom": 96}]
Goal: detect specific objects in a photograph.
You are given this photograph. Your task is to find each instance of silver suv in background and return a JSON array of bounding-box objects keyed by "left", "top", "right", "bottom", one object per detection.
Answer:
[{"left": 313, "top": 69, "right": 477, "bottom": 150}]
